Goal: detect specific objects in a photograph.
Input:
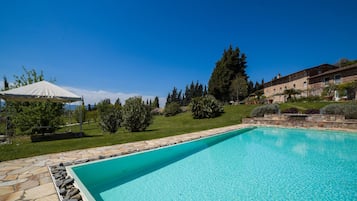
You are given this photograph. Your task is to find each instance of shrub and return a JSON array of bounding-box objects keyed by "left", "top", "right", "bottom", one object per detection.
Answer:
[
  {"left": 122, "top": 97, "right": 153, "bottom": 132},
  {"left": 281, "top": 107, "right": 299, "bottom": 114},
  {"left": 320, "top": 103, "right": 357, "bottom": 119},
  {"left": 99, "top": 108, "right": 122, "bottom": 133},
  {"left": 97, "top": 99, "right": 122, "bottom": 133},
  {"left": 250, "top": 104, "right": 279, "bottom": 117},
  {"left": 191, "top": 96, "right": 223, "bottom": 119},
  {"left": 164, "top": 102, "right": 182, "bottom": 117},
  {"left": 304, "top": 109, "right": 320, "bottom": 114}
]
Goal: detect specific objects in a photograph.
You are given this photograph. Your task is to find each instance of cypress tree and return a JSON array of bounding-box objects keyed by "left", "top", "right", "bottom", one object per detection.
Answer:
[{"left": 153, "top": 96, "right": 160, "bottom": 108}]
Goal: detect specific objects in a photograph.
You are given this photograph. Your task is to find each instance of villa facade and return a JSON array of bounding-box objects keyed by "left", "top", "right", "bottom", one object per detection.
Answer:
[
  {"left": 309, "top": 63, "right": 357, "bottom": 100},
  {"left": 264, "top": 63, "right": 357, "bottom": 103}
]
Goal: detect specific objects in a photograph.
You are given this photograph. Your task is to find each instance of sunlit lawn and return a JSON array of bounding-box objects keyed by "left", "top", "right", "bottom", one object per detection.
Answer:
[
  {"left": 0, "top": 102, "right": 333, "bottom": 161},
  {"left": 0, "top": 105, "right": 257, "bottom": 161}
]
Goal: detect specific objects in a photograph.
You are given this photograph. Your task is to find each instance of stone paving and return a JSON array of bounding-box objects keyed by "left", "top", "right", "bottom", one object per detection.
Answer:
[{"left": 0, "top": 124, "right": 250, "bottom": 201}]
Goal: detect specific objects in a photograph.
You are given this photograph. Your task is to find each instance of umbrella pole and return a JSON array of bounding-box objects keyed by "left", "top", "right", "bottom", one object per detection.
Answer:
[{"left": 80, "top": 97, "right": 83, "bottom": 134}]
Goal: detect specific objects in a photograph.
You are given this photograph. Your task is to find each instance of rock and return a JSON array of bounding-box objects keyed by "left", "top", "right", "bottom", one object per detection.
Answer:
[
  {"left": 63, "top": 162, "right": 72, "bottom": 166},
  {"left": 54, "top": 173, "right": 62, "bottom": 179},
  {"left": 68, "top": 188, "right": 79, "bottom": 197},
  {"left": 71, "top": 193, "right": 82, "bottom": 200},
  {"left": 64, "top": 194, "right": 71, "bottom": 200},
  {"left": 99, "top": 155, "right": 105, "bottom": 159},
  {"left": 59, "top": 188, "right": 67, "bottom": 195},
  {"left": 61, "top": 178, "right": 74, "bottom": 187},
  {"left": 56, "top": 180, "right": 63, "bottom": 187}
]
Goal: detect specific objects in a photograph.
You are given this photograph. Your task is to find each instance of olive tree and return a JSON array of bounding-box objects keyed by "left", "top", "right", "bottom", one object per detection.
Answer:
[
  {"left": 97, "top": 99, "right": 122, "bottom": 133},
  {"left": 122, "top": 97, "right": 152, "bottom": 132}
]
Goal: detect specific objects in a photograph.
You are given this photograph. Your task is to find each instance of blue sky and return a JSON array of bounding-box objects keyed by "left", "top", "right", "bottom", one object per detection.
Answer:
[{"left": 1, "top": 0, "right": 356, "bottom": 105}]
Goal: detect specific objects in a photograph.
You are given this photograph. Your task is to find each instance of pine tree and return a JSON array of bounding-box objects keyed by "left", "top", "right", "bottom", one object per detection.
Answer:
[{"left": 208, "top": 45, "right": 248, "bottom": 102}]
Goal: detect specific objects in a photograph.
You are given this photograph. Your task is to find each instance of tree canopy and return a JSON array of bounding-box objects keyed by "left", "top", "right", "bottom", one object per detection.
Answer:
[
  {"left": 166, "top": 81, "right": 207, "bottom": 107},
  {"left": 208, "top": 45, "right": 248, "bottom": 102}
]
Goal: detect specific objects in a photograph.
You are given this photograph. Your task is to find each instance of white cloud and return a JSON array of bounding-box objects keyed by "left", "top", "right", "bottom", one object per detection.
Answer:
[{"left": 62, "top": 86, "right": 166, "bottom": 108}]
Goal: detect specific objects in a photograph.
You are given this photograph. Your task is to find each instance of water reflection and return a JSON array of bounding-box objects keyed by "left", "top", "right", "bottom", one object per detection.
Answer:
[
  {"left": 292, "top": 143, "right": 307, "bottom": 156},
  {"left": 250, "top": 127, "right": 357, "bottom": 161}
]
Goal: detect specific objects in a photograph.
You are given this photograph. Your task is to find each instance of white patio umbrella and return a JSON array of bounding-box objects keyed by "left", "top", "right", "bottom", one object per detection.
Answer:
[{"left": 0, "top": 81, "right": 84, "bottom": 139}]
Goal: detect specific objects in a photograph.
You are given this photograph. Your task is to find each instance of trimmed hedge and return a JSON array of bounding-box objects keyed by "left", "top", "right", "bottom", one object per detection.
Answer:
[
  {"left": 320, "top": 103, "right": 357, "bottom": 119},
  {"left": 250, "top": 104, "right": 279, "bottom": 117}
]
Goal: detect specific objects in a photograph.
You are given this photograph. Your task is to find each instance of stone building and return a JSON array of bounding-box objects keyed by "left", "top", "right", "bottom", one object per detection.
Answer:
[
  {"left": 309, "top": 63, "right": 357, "bottom": 100},
  {"left": 264, "top": 64, "right": 337, "bottom": 103}
]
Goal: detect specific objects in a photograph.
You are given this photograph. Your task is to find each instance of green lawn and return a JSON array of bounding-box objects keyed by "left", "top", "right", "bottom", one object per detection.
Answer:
[
  {"left": 0, "top": 102, "right": 333, "bottom": 161},
  {"left": 0, "top": 105, "right": 257, "bottom": 161},
  {"left": 279, "top": 101, "right": 332, "bottom": 112}
]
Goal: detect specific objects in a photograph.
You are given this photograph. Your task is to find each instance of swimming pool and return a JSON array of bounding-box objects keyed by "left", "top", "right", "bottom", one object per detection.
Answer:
[{"left": 68, "top": 127, "right": 357, "bottom": 201}]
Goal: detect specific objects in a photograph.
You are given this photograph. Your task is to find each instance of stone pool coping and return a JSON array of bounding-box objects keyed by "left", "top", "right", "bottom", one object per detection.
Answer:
[{"left": 0, "top": 124, "right": 251, "bottom": 201}]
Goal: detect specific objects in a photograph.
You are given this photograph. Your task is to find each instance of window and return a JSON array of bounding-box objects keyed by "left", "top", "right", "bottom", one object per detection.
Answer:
[
  {"left": 334, "top": 74, "right": 341, "bottom": 84},
  {"left": 303, "top": 81, "right": 307, "bottom": 88},
  {"left": 324, "top": 77, "right": 330, "bottom": 86},
  {"left": 293, "top": 84, "right": 296, "bottom": 88}
]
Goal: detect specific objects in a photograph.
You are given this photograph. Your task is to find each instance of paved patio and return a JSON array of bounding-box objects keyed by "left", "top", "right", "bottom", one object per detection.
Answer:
[{"left": 0, "top": 124, "right": 250, "bottom": 201}]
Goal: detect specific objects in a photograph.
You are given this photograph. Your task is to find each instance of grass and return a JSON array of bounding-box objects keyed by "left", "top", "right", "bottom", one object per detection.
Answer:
[
  {"left": 0, "top": 101, "right": 334, "bottom": 161},
  {"left": 0, "top": 105, "right": 257, "bottom": 161},
  {"left": 279, "top": 101, "right": 332, "bottom": 112}
]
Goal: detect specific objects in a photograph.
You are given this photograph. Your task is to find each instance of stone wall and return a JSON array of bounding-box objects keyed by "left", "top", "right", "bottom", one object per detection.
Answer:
[
  {"left": 264, "top": 76, "right": 308, "bottom": 103},
  {"left": 242, "top": 114, "right": 357, "bottom": 130}
]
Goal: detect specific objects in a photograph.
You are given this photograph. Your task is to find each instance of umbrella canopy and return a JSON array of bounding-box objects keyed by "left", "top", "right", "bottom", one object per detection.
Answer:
[{"left": 0, "top": 81, "right": 82, "bottom": 103}]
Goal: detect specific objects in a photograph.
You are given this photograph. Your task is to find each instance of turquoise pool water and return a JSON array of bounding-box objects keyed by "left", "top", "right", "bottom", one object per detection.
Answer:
[{"left": 68, "top": 127, "right": 357, "bottom": 201}]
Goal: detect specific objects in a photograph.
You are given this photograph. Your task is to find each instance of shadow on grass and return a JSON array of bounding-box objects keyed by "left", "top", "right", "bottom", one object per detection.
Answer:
[
  {"left": 139, "top": 129, "right": 159, "bottom": 132},
  {"left": 30, "top": 132, "right": 100, "bottom": 142}
]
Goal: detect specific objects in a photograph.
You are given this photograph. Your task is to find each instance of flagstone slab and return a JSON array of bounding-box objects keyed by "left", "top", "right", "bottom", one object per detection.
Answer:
[
  {"left": 0, "top": 190, "right": 24, "bottom": 201},
  {"left": 29, "top": 167, "right": 48, "bottom": 175},
  {"left": 18, "top": 173, "right": 33, "bottom": 179},
  {"left": 0, "top": 179, "right": 28, "bottom": 187},
  {"left": 0, "top": 186, "right": 14, "bottom": 196},
  {"left": 7, "top": 166, "right": 33, "bottom": 175},
  {"left": 0, "top": 165, "right": 23, "bottom": 172},
  {"left": 2, "top": 175, "right": 18, "bottom": 181},
  {"left": 15, "top": 178, "right": 39, "bottom": 191},
  {"left": 23, "top": 182, "right": 55, "bottom": 200},
  {"left": 34, "top": 193, "right": 58, "bottom": 201}
]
